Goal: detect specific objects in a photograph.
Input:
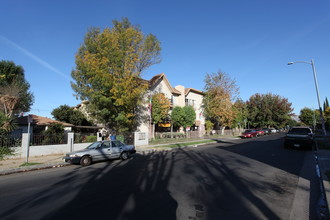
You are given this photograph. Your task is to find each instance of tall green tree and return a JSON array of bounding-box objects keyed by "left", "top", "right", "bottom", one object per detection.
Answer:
[
  {"left": 233, "top": 98, "right": 248, "bottom": 129},
  {"left": 170, "top": 106, "right": 196, "bottom": 132},
  {"left": 203, "top": 71, "right": 239, "bottom": 131},
  {"left": 171, "top": 106, "right": 185, "bottom": 130},
  {"left": 51, "top": 105, "right": 91, "bottom": 126},
  {"left": 71, "top": 18, "right": 161, "bottom": 132},
  {"left": 299, "top": 107, "right": 316, "bottom": 127},
  {"left": 182, "top": 106, "right": 196, "bottom": 129},
  {"left": 246, "top": 93, "right": 293, "bottom": 128},
  {"left": 0, "top": 60, "right": 34, "bottom": 116}
]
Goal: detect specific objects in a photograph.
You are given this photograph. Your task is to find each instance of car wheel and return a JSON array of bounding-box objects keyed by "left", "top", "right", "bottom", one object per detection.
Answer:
[
  {"left": 80, "top": 156, "right": 92, "bottom": 166},
  {"left": 120, "top": 152, "right": 129, "bottom": 160}
]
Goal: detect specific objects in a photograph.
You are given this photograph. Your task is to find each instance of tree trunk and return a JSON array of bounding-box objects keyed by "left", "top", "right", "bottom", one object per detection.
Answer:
[
  {"left": 220, "top": 126, "right": 225, "bottom": 135},
  {"left": 152, "top": 123, "right": 155, "bottom": 140},
  {"left": 170, "top": 124, "right": 173, "bottom": 138}
]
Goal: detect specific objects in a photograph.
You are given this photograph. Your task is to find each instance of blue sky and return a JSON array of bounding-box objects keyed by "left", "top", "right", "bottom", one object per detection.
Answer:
[{"left": 1, "top": 0, "right": 330, "bottom": 119}]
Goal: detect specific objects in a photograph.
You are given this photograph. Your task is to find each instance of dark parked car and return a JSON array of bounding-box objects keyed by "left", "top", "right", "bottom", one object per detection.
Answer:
[
  {"left": 262, "top": 128, "right": 271, "bottom": 135},
  {"left": 241, "top": 129, "right": 258, "bottom": 138},
  {"left": 283, "top": 127, "right": 314, "bottom": 149}
]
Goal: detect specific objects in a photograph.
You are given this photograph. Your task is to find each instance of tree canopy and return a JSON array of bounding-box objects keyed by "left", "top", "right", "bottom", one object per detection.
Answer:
[
  {"left": 299, "top": 107, "right": 316, "bottom": 127},
  {"left": 71, "top": 18, "right": 161, "bottom": 132},
  {"left": 0, "top": 60, "right": 34, "bottom": 116},
  {"left": 51, "top": 105, "right": 91, "bottom": 126},
  {"left": 246, "top": 93, "right": 293, "bottom": 128},
  {"left": 171, "top": 106, "right": 196, "bottom": 131},
  {"left": 233, "top": 98, "right": 248, "bottom": 128},
  {"left": 203, "top": 71, "right": 239, "bottom": 129},
  {"left": 151, "top": 93, "right": 170, "bottom": 124}
]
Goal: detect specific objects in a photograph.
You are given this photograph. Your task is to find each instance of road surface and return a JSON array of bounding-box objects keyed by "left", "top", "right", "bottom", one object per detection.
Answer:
[{"left": 0, "top": 133, "right": 320, "bottom": 220}]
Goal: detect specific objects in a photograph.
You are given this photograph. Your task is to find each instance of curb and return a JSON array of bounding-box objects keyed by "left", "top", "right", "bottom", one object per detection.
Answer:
[
  {"left": 0, "top": 162, "right": 71, "bottom": 176},
  {"left": 314, "top": 146, "right": 330, "bottom": 219}
]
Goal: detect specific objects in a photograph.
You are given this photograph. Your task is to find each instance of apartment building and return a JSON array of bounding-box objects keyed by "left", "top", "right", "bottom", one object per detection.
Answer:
[{"left": 138, "top": 73, "right": 205, "bottom": 137}]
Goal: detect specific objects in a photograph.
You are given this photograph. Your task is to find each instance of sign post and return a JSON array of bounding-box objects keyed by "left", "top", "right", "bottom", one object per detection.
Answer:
[{"left": 26, "top": 114, "right": 32, "bottom": 163}]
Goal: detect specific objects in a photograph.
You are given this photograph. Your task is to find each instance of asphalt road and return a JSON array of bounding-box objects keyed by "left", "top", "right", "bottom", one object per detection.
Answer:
[{"left": 0, "top": 133, "right": 320, "bottom": 220}]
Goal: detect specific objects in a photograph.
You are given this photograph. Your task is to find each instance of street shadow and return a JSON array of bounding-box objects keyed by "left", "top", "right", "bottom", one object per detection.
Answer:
[
  {"left": 177, "top": 147, "right": 282, "bottom": 220},
  {"left": 215, "top": 134, "right": 319, "bottom": 219},
  {"left": 0, "top": 151, "right": 178, "bottom": 220}
]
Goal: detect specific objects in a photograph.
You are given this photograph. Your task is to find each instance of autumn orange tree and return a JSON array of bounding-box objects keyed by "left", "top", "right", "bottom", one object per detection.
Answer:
[
  {"left": 71, "top": 18, "right": 161, "bottom": 132},
  {"left": 151, "top": 93, "right": 170, "bottom": 138},
  {"left": 203, "top": 71, "right": 239, "bottom": 132}
]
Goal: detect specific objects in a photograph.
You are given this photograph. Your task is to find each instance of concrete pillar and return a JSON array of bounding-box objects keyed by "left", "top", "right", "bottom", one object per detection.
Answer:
[
  {"left": 67, "top": 132, "right": 74, "bottom": 152},
  {"left": 97, "top": 132, "right": 102, "bottom": 141},
  {"left": 21, "top": 133, "right": 29, "bottom": 158}
]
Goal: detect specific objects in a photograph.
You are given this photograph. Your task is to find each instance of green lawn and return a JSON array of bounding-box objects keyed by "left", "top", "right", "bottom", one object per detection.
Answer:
[
  {"left": 19, "top": 162, "right": 42, "bottom": 167},
  {"left": 154, "top": 139, "right": 215, "bottom": 149}
]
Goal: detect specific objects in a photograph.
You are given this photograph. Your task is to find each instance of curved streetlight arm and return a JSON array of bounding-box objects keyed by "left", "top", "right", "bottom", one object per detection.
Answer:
[
  {"left": 287, "top": 61, "right": 312, "bottom": 65},
  {"left": 288, "top": 59, "right": 326, "bottom": 135}
]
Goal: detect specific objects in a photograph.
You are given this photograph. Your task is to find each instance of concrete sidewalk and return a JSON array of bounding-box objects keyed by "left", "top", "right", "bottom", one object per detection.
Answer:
[{"left": 316, "top": 149, "right": 330, "bottom": 218}]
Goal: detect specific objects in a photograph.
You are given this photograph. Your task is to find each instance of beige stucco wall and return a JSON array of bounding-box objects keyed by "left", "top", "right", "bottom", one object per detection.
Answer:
[{"left": 185, "top": 91, "right": 205, "bottom": 124}]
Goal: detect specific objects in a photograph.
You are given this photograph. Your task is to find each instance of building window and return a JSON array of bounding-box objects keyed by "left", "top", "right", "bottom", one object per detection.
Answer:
[
  {"left": 185, "top": 99, "right": 195, "bottom": 107},
  {"left": 169, "top": 95, "right": 174, "bottom": 105},
  {"left": 138, "top": 132, "right": 146, "bottom": 140}
]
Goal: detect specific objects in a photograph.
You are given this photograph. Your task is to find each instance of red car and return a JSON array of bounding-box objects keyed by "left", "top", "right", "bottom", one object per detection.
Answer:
[
  {"left": 241, "top": 129, "right": 258, "bottom": 138},
  {"left": 256, "top": 129, "right": 265, "bottom": 136}
]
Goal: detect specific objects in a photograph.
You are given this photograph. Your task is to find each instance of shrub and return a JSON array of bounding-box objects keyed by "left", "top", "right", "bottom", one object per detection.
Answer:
[{"left": 86, "top": 135, "right": 96, "bottom": 142}]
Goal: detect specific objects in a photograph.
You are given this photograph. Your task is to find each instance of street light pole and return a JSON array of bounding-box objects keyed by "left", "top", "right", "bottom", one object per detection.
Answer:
[{"left": 288, "top": 59, "right": 326, "bottom": 135}]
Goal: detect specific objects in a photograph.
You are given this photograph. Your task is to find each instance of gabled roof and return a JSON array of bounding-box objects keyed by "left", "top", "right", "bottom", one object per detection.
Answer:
[
  {"left": 16, "top": 114, "right": 74, "bottom": 127},
  {"left": 149, "top": 73, "right": 181, "bottom": 95},
  {"left": 185, "top": 88, "right": 205, "bottom": 96}
]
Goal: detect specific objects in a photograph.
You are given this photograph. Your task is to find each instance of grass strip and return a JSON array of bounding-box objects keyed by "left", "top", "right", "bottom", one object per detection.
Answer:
[
  {"left": 155, "top": 139, "right": 215, "bottom": 149},
  {"left": 19, "top": 162, "right": 42, "bottom": 167}
]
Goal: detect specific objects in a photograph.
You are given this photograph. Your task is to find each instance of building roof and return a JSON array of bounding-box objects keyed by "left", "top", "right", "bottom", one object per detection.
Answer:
[
  {"left": 16, "top": 114, "right": 74, "bottom": 127},
  {"left": 185, "top": 88, "right": 205, "bottom": 96},
  {"left": 149, "top": 73, "right": 186, "bottom": 95}
]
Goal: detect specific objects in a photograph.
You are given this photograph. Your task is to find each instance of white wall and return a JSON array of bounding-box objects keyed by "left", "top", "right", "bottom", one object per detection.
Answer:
[{"left": 7, "top": 133, "right": 92, "bottom": 159}]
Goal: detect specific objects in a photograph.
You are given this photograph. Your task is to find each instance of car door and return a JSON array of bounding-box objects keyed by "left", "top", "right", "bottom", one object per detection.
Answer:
[
  {"left": 110, "top": 140, "right": 123, "bottom": 158},
  {"left": 95, "top": 141, "right": 112, "bottom": 161}
]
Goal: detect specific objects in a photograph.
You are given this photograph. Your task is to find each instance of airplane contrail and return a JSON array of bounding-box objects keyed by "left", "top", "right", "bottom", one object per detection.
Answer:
[{"left": 0, "top": 35, "right": 71, "bottom": 81}]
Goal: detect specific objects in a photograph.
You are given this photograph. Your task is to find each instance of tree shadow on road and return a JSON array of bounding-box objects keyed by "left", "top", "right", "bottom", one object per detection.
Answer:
[{"left": 0, "top": 151, "right": 178, "bottom": 220}]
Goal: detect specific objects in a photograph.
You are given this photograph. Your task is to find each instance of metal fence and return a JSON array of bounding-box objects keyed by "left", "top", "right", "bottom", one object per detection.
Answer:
[
  {"left": 30, "top": 133, "right": 67, "bottom": 146},
  {"left": 154, "top": 131, "right": 203, "bottom": 139},
  {"left": 0, "top": 132, "right": 22, "bottom": 148},
  {"left": 0, "top": 132, "right": 22, "bottom": 158},
  {"left": 74, "top": 133, "right": 97, "bottom": 143}
]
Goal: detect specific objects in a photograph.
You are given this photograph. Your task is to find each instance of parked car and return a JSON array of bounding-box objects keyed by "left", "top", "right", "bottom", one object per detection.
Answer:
[
  {"left": 241, "top": 129, "right": 258, "bottom": 138},
  {"left": 63, "top": 140, "right": 136, "bottom": 166},
  {"left": 262, "top": 128, "right": 271, "bottom": 135},
  {"left": 256, "top": 129, "right": 265, "bottom": 136},
  {"left": 283, "top": 127, "right": 314, "bottom": 149},
  {"left": 270, "top": 128, "right": 277, "bottom": 134}
]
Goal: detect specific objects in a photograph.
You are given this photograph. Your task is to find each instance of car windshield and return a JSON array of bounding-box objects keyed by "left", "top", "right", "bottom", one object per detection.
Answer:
[
  {"left": 244, "top": 130, "right": 253, "bottom": 133},
  {"left": 288, "top": 128, "right": 311, "bottom": 135},
  {"left": 86, "top": 142, "right": 102, "bottom": 149}
]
